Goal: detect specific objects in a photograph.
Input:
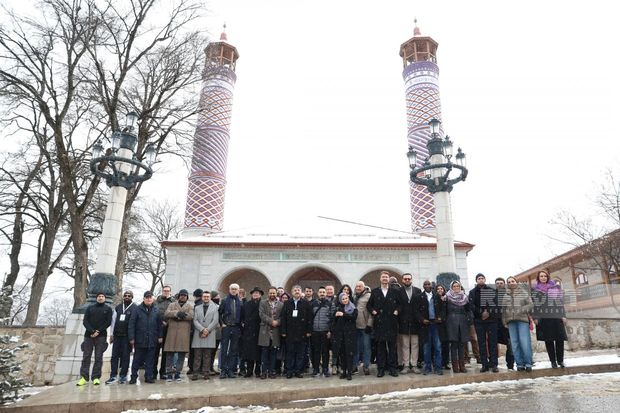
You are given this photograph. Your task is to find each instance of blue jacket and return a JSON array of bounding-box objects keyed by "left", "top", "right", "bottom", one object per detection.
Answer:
[{"left": 128, "top": 303, "right": 163, "bottom": 349}]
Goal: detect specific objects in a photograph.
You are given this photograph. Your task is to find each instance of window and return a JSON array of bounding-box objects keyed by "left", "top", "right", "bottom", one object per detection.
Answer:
[{"left": 575, "top": 272, "right": 588, "bottom": 286}]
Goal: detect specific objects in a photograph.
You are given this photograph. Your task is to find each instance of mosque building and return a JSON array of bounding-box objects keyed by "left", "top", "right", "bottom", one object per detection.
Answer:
[{"left": 163, "top": 23, "right": 473, "bottom": 294}]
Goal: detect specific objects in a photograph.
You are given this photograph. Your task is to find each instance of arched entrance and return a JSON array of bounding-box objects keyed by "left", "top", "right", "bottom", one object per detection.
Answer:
[
  {"left": 217, "top": 267, "right": 271, "bottom": 297},
  {"left": 285, "top": 266, "right": 341, "bottom": 294},
  {"left": 360, "top": 268, "right": 403, "bottom": 290}
]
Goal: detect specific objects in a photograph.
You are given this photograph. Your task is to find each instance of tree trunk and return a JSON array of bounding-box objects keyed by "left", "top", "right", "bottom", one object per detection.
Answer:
[{"left": 22, "top": 264, "right": 49, "bottom": 326}]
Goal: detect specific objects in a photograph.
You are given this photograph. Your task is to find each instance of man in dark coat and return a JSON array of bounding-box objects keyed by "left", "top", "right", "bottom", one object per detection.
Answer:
[
  {"left": 128, "top": 291, "right": 163, "bottom": 384},
  {"left": 187, "top": 288, "right": 203, "bottom": 376},
  {"left": 77, "top": 292, "right": 113, "bottom": 386},
  {"left": 280, "top": 285, "right": 312, "bottom": 378},
  {"left": 469, "top": 273, "right": 500, "bottom": 373},
  {"left": 153, "top": 285, "right": 175, "bottom": 379},
  {"left": 367, "top": 271, "right": 401, "bottom": 377},
  {"left": 219, "top": 283, "right": 244, "bottom": 378},
  {"left": 418, "top": 280, "right": 447, "bottom": 375},
  {"left": 397, "top": 273, "right": 422, "bottom": 374},
  {"left": 241, "top": 287, "right": 263, "bottom": 377},
  {"left": 106, "top": 290, "right": 135, "bottom": 384}
]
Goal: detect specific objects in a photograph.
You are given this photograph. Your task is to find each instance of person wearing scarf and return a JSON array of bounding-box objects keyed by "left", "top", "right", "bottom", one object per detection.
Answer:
[
  {"left": 532, "top": 269, "right": 567, "bottom": 368},
  {"left": 331, "top": 292, "right": 358, "bottom": 380},
  {"left": 443, "top": 281, "right": 472, "bottom": 373}
]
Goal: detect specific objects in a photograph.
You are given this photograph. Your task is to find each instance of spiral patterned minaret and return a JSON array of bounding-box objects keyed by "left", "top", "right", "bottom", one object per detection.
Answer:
[
  {"left": 400, "top": 20, "right": 442, "bottom": 233},
  {"left": 184, "top": 27, "right": 239, "bottom": 233}
]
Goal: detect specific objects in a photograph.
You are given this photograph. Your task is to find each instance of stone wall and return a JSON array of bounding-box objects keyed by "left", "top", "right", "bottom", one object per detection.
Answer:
[
  {"left": 0, "top": 326, "right": 64, "bottom": 386},
  {"left": 528, "top": 318, "right": 620, "bottom": 353}
]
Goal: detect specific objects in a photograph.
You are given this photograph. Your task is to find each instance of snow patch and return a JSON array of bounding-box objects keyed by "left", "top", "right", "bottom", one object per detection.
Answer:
[{"left": 147, "top": 393, "right": 163, "bottom": 400}]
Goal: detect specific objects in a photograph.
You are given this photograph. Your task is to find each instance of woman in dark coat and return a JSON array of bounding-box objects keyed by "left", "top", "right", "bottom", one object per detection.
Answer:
[
  {"left": 435, "top": 285, "right": 451, "bottom": 370},
  {"left": 240, "top": 287, "right": 263, "bottom": 377},
  {"left": 532, "top": 269, "right": 567, "bottom": 368},
  {"left": 331, "top": 293, "right": 358, "bottom": 380},
  {"left": 444, "top": 280, "right": 472, "bottom": 373}
]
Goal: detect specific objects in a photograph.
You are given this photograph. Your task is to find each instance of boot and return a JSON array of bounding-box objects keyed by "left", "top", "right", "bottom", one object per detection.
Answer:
[
  {"left": 458, "top": 359, "right": 467, "bottom": 373},
  {"left": 451, "top": 359, "right": 459, "bottom": 373}
]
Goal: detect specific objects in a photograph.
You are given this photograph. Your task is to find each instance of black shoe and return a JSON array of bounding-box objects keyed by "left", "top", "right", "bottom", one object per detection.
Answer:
[
  {"left": 340, "top": 373, "right": 347, "bottom": 379},
  {"left": 525, "top": 366, "right": 532, "bottom": 372},
  {"left": 551, "top": 362, "right": 558, "bottom": 369},
  {"left": 492, "top": 367, "right": 499, "bottom": 373},
  {"left": 244, "top": 371, "right": 253, "bottom": 378},
  {"left": 377, "top": 370, "right": 385, "bottom": 378},
  {"left": 286, "top": 373, "right": 293, "bottom": 379},
  {"left": 145, "top": 378, "right": 155, "bottom": 383},
  {"left": 517, "top": 366, "right": 526, "bottom": 371},
  {"left": 347, "top": 374, "right": 352, "bottom": 381},
  {"left": 389, "top": 370, "right": 399, "bottom": 377},
  {"left": 558, "top": 362, "right": 565, "bottom": 368},
  {"left": 507, "top": 365, "right": 514, "bottom": 370},
  {"left": 480, "top": 366, "right": 489, "bottom": 373},
  {"left": 129, "top": 378, "right": 137, "bottom": 384},
  {"left": 363, "top": 367, "right": 370, "bottom": 375},
  {"left": 295, "top": 373, "right": 303, "bottom": 378}
]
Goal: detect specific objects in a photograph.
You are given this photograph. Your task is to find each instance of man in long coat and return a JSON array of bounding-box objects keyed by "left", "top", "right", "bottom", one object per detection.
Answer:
[
  {"left": 191, "top": 291, "right": 219, "bottom": 380},
  {"left": 163, "top": 289, "right": 194, "bottom": 381},
  {"left": 397, "top": 273, "right": 422, "bottom": 374},
  {"left": 258, "top": 286, "right": 284, "bottom": 378},
  {"left": 367, "top": 271, "right": 401, "bottom": 377},
  {"left": 241, "top": 287, "right": 263, "bottom": 377},
  {"left": 281, "top": 285, "right": 312, "bottom": 378}
]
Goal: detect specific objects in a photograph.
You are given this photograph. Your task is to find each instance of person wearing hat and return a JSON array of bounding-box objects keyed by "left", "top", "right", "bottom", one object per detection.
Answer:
[
  {"left": 128, "top": 291, "right": 163, "bottom": 384},
  {"left": 240, "top": 287, "right": 264, "bottom": 377},
  {"left": 105, "top": 290, "right": 135, "bottom": 384},
  {"left": 187, "top": 288, "right": 204, "bottom": 376},
  {"left": 76, "top": 292, "right": 113, "bottom": 386},
  {"left": 163, "top": 288, "right": 194, "bottom": 381}
]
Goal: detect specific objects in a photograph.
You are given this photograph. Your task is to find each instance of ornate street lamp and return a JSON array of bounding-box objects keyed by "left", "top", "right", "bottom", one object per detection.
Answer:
[
  {"left": 80, "top": 111, "right": 157, "bottom": 310},
  {"left": 407, "top": 118, "right": 468, "bottom": 284}
]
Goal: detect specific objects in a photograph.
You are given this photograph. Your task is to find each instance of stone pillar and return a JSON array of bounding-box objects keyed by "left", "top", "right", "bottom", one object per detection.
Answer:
[
  {"left": 54, "top": 146, "right": 133, "bottom": 383},
  {"left": 433, "top": 190, "right": 456, "bottom": 274}
]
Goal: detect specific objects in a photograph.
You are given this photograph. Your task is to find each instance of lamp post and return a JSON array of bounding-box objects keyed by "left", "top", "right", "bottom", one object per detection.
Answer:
[
  {"left": 80, "top": 111, "right": 156, "bottom": 310},
  {"left": 407, "top": 118, "right": 467, "bottom": 279}
]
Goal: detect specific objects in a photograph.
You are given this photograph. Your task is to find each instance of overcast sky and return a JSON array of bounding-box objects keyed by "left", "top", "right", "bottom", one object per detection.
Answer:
[
  {"left": 141, "top": 0, "right": 619, "bottom": 285},
  {"left": 3, "top": 0, "right": 619, "bottom": 293}
]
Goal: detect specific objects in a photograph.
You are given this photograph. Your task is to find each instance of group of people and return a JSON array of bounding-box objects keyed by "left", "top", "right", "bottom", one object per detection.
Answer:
[{"left": 76, "top": 269, "right": 568, "bottom": 386}]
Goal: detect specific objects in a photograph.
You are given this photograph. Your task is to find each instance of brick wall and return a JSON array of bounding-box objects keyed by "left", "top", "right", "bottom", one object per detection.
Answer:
[{"left": 0, "top": 326, "right": 65, "bottom": 386}]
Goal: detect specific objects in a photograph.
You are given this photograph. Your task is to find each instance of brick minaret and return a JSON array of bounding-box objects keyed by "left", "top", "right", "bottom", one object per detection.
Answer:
[
  {"left": 400, "top": 20, "right": 442, "bottom": 232},
  {"left": 184, "top": 26, "right": 239, "bottom": 233}
]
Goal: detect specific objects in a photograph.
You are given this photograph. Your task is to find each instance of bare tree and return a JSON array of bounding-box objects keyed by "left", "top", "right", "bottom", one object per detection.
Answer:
[
  {"left": 551, "top": 168, "right": 620, "bottom": 311},
  {"left": 39, "top": 297, "right": 73, "bottom": 326},
  {"left": 125, "top": 200, "right": 183, "bottom": 293},
  {"left": 0, "top": 0, "right": 206, "bottom": 309}
]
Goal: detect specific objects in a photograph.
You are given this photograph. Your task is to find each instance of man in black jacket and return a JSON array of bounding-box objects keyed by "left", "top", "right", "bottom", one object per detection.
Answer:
[
  {"left": 367, "top": 271, "right": 401, "bottom": 377},
  {"left": 397, "top": 273, "right": 422, "bottom": 374},
  {"left": 469, "top": 273, "right": 500, "bottom": 373},
  {"left": 77, "top": 292, "right": 113, "bottom": 386},
  {"left": 105, "top": 290, "right": 135, "bottom": 384},
  {"left": 281, "top": 285, "right": 312, "bottom": 378},
  {"left": 418, "top": 280, "right": 446, "bottom": 375},
  {"left": 129, "top": 291, "right": 163, "bottom": 384}
]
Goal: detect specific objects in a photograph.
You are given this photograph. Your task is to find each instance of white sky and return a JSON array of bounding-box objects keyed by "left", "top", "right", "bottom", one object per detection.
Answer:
[
  {"left": 3, "top": 0, "right": 619, "bottom": 293},
  {"left": 143, "top": 0, "right": 620, "bottom": 285}
]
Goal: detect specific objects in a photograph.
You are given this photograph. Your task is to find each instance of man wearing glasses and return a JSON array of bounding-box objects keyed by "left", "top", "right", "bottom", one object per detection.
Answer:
[{"left": 105, "top": 290, "right": 135, "bottom": 384}]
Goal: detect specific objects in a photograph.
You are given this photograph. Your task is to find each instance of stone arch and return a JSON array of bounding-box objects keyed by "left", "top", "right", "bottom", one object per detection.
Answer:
[
  {"left": 217, "top": 266, "right": 272, "bottom": 297},
  {"left": 284, "top": 264, "right": 341, "bottom": 294},
  {"left": 359, "top": 266, "right": 404, "bottom": 290}
]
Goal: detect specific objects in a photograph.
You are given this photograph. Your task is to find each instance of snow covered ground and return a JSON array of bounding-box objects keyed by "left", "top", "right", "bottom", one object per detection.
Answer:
[{"left": 121, "top": 351, "right": 620, "bottom": 413}]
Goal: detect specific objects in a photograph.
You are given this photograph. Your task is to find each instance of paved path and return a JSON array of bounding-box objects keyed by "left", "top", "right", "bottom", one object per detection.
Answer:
[{"left": 5, "top": 351, "right": 620, "bottom": 413}]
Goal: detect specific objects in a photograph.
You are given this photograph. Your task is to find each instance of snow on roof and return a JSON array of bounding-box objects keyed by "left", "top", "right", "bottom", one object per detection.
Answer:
[{"left": 165, "top": 216, "right": 474, "bottom": 248}]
